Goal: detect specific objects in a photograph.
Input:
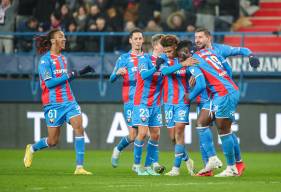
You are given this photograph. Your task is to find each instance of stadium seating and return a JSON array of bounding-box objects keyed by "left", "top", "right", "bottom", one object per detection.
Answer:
[{"left": 224, "top": 1, "right": 281, "bottom": 53}]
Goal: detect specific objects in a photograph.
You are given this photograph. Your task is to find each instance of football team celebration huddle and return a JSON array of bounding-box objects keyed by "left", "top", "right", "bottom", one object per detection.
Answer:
[{"left": 23, "top": 27, "right": 260, "bottom": 177}]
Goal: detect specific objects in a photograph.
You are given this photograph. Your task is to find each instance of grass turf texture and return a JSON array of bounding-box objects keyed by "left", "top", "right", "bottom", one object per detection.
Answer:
[{"left": 0, "top": 150, "right": 280, "bottom": 192}]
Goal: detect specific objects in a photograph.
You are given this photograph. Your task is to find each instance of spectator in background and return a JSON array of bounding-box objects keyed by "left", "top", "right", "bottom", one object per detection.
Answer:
[
  {"left": 177, "top": 0, "right": 196, "bottom": 32},
  {"left": 160, "top": 0, "right": 178, "bottom": 25},
  {"left": 0, "top": 0, "right": 17, "bottom": 54},
  {"left": 137, "top": 0, "right": 161, "bottom": 28},
  {"left": 66, "top": 20, "right": 78, "bottom": 51},
  {"left": 60, "top": 4, "right": 73, "bottom": 31},
  {"left": 143, "top": 19, "right": 163, "bottom": 52},
  {"left": 74, "top": 5, "right": 88, "bottom": 31},
  {"left": 17, "top": 17, "right": 39, "bottom": 52},
  {"left": 165, "top": 11, "right": 187, "bottom": 32},
  {"left": 16, "top": 0, "right": 36, "bottom": 31},
  {"left": 194, "top": 0, "right": 219, "bottom": 32},
  {"left": 86, "top": 17, "right": 113, "bottom": 52},
  {"left": 85, "top": 4, "right": 104, "bottom": 31},
  {"left": 107, "top": 7, "right": 123, "bottom": 32},
  {"left": 121, "top": 21, "right": 136, "bottom": 51},
  {"left": 50, "top": 12, "right": 62, "bottom": 30}
]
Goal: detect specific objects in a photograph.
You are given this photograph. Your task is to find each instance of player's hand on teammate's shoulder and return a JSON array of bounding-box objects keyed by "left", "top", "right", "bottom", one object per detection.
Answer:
[
  {"left": 116, "top": 67, "right": 127, "bottom": 75},
  {"left": 249, "top": 54, "right": 260, "bottom": 69},
  {"left": 181, "top": 57, "right": 199, "bottom": 67}
]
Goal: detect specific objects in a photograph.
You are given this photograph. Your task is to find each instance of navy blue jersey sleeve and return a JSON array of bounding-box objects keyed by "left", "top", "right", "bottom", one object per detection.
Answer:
[
  {"left": 188, "top": 66, "right": 206, "bottom": 101},
  {"left": 110, "top": 55, "right": 126, "bottom": 82},
  {"left": 214, "top": 43, "right": 252, "bottom": 57}
]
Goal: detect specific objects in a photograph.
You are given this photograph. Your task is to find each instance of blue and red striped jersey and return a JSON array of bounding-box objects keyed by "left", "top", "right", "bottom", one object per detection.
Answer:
[
  {"left": 195, "top": 43, "right": 249, "bottom": 104},
  {"left": 161, "top": 54, "right": 189, "bottom": 105},
  {"left": 38, "top": 51, "right": 74, "bottom": 106},
  {"left": 134, "top": 54, "right": 163, "bottom": 106},
  {"left": 192, "top": 49, "right": 239, "bottom": 97},
  {"left": 110, "top": 51, "right": 142, "bottom": 103}
]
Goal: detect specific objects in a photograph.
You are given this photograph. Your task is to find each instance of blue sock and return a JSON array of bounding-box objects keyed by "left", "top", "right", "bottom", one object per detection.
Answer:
[
  {"left": 32, "top": 137, "right": 48, "bottom": 152},
  {"left": 220, "top": 134, "right": 235, "bottom": 166},
  {"left": 196, "top": 127, "right": 216, "bottom": 158},
  {"left": 199, "top": 140, "right": 209, "bottom": 165},
  {"left": 116, "top": 136, "right": 132, "bottom": 151},
  {"left": 145, "top": 139, "right": 159, "bottom": 167},
  {"left": 134, "top": 139, "right": 144, "bottom": 165},
  {"left": 75, "top": 136, "right": 85, "bottom": 166},
  {"left": 174, "top": 144, "right": 185, "bottom": 168},
  {"left": 232, "top": 132, "right": 242, "bottom": 162}
]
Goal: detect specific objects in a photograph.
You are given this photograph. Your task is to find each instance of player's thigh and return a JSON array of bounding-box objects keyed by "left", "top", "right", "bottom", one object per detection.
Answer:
[
  {"left": 174, "top": 104, "right": 190, "bottom": 125},
  {"left": 148, "top": 106, "right": 162, "bottom": 128},
  {"left": 44, "top": 104, "right": 65, "bottom": 127},
  {"left": 164, "top": 104, "right": 175, "bottom": 128},
  {"left": 197, "top": 109, "right": 213, "bottom": 127},
  {"left": 124, "top": 102, "right": 134, "bottom": 127},
  {"left": 66, "top": 102, "right": 82, "bottom": 129}
]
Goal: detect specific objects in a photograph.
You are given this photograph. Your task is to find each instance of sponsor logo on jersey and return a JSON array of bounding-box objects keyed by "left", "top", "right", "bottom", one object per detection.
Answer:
[{"left": 53, "top": 69, "right": 68, "bottom": 75}]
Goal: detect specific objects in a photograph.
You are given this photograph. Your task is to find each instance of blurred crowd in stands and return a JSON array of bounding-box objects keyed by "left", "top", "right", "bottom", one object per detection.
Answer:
[{"left": 0, "top": 0, "right": 260, "bottom": 53}]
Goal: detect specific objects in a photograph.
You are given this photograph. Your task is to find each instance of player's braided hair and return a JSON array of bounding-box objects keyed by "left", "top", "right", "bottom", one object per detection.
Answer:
[
  {"left": 160, "top": 35, "right": 179, "bottom": 47},
  {"left": 34, "top": 29, "right": 61, "bottom": 55}
]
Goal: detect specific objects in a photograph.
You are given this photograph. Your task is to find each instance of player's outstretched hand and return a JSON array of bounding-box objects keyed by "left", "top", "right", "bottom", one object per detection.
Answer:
[
  {"left": 79, "top": 65, "right": 96, "bottom": 76},
  {"left": 185, "top": 92, "right": 190, "bottom": 104},
  {"left": 249, "top": 55, "right": 260, "bottom": 68},
  {"left": 189, "top": 76, "right": 196, "bottom": 88},
  {"left": 116, "top": 68, "right": 127, "bottom": 75},
  {"left": 155, "top": 57, "right": 165, "bottom": 70}
]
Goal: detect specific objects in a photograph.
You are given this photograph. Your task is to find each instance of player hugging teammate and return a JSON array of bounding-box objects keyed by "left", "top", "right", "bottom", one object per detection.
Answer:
[{"left": 110, "top": 28, "right": 260, "bottom": 177}]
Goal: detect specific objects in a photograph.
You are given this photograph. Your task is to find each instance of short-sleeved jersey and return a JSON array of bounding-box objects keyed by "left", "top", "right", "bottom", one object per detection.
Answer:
[
  {"left": 161, "top": 54, "right": 189, "bottom": 105},
  {"left": 111, "top": 51, "right": 142, "bottom": 103},
  {"left": 192, "top": 49, "right": 239, "bottom": 97},
  {"left": 195, "top": 43, "right": 250, "bottom": 104},
  {"left": 134, "top": 54, "right": 163, "bottom": 107},
  {"left": 38, "top": 51, "right": 74, "bottom": 106}
]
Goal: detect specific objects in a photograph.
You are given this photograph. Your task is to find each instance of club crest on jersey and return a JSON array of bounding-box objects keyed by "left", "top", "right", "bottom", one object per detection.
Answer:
[
  {"left": 131, "top": 66, "right": 138, "bottom": 72},
  {"left": 49, "top": 118, "right": 54, "bottom": 124},
  {"left": 127, "top": 118, "right": 131, "bottom": 123},
  {"left": 178, "top": 110, "right": 186, "bottom": 120},
  {"left": 44, "top": 71, "right": 51, "bottom": 79},
  {"left": 141, "top": 116, "right": 147, "bottom": 122},
  {"left": 157, "top": 114, "right": 162, "bottom": 122}
]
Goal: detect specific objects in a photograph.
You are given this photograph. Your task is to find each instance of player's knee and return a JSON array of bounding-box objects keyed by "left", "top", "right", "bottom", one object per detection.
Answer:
[
  {"left": 138, "top": 132, "right": 147, "bottom": 140},
  {"left": 150, "top": 133, "right": 160, "bottom": 141}
]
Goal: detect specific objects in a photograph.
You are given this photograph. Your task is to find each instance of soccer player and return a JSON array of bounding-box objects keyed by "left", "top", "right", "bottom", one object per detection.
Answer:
[
  {"left": 157, "top": 35, "right": 198, "bottom": 176},
  {"left": 110, "top": 28, "right": 144, "bottom": 168},
  {"left": 182, "top": 47, "right": 246, "bottom": 177},
  {"left": 191, "top": 27, "right": 260, "bottom": 176},
  {"left": 23, "top": 29, "right": 94, "bottom": 175},
  {"left": 132, "top": 34, "right": 165, "bottom": 176}
]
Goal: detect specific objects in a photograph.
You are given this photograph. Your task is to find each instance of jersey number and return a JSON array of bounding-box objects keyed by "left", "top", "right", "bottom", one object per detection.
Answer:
[{"left": 205, "top": 55, "right": 223, "bottom": 70}]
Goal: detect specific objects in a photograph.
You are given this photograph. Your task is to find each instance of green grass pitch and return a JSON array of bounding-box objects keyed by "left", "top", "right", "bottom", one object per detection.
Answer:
[{"left": 0, "top": 150, "right": 280, "bottom": 192}]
